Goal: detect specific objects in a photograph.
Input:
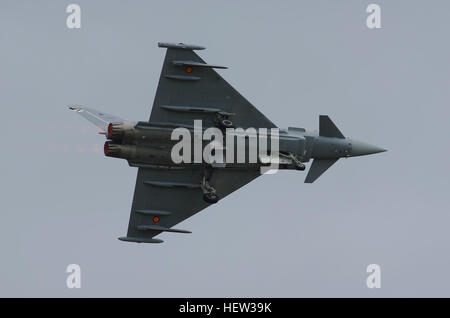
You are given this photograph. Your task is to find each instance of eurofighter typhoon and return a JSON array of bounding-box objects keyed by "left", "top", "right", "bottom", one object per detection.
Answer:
[{"left": 70, "top": 42, "right": 386, "bottom": 243}]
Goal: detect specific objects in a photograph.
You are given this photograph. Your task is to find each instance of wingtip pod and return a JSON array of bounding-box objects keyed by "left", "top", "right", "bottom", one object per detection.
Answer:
[
  {"left": 68, "top": 105, "right": 82, "bottom": 112},
  {"left": 118, "top": 236, "right": 164, "bottom": 244},
  {"left": 158, "top": 42, "right": 205, "bottom": 50}
]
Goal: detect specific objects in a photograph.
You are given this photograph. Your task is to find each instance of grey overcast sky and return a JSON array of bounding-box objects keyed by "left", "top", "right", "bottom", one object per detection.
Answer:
[{"left": 1, "top": 0, "right": 450, "bottom": 297}]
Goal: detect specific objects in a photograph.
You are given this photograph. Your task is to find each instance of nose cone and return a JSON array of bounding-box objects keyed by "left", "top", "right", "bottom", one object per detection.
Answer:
[{"left": 350, "top": 139, "right": 387, "bottom": 157}]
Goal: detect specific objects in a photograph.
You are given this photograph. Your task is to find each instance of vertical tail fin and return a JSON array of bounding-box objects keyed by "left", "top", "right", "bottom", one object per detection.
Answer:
[{"left": 69, "top": 106, "right": 125, "bottom": 131}]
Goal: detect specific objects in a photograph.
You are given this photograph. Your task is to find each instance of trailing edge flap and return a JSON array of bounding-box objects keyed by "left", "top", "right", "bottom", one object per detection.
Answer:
[
  {"left": 319, "top": 115, "right": 345, "bottom": 139},
  {"left": 304, "top": 158, "right": 339, "bottom": 183}
]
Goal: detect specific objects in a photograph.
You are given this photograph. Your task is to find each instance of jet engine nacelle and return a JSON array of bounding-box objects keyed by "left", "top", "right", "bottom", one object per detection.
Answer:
[
  {"left": 104, "top": 141, "right": 170, "bottom": 162},
  {"left": 107, "top": 121, "right": 136, "bottom": 142},
  {"left": 104, "top": 141, "right": 135, "bottom": 159}
]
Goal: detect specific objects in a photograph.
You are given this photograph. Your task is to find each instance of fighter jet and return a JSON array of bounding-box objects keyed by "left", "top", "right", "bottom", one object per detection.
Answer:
[{"left": 70, "top": 42, "right": 386, "bottom": 243}]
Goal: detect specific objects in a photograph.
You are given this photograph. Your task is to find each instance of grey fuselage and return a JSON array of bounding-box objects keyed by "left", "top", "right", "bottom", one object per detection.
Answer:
[{"left": 104, "top": 122, "right": 384, "bottom": 170}]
